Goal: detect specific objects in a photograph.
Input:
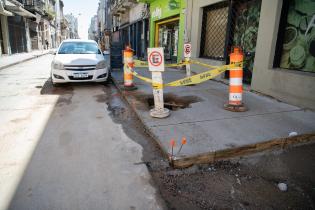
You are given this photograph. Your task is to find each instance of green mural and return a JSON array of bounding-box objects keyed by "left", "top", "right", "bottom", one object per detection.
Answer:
[
  {"left": 232, "top": 0, "right": 261, "bottom": 83},
  {"left": 280, "top": 0, "right": 315, "bottom": 72}
]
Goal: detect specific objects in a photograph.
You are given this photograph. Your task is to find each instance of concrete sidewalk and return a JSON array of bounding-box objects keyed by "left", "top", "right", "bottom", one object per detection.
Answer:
[
  {"left": 112, "top": 67, "right": 315, "bottom": 167},
  {"left": 0, "top": 50, "right": 52, "bottom": 70}
]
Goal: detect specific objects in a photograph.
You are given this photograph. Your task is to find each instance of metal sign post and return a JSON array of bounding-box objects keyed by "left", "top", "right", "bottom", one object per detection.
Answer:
[
  {"left": 148, "top": 48, "right": 170, "bottom": 118},
  {"left": 184, "top": 43, "right": 191, "bottom": 77}
]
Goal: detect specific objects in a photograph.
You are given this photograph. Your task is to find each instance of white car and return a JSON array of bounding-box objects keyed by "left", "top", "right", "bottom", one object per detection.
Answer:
[{"left": 51, "top": 39, "right": 110, "bottom": 86}]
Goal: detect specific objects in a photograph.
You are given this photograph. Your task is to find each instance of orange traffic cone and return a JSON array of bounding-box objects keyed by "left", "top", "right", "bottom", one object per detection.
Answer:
[
  {"left": 224, "top": 47, "right": 247, "bottom": 112},
  {"left": 123, "top": 45, "right": 137, "bottom": 91}
]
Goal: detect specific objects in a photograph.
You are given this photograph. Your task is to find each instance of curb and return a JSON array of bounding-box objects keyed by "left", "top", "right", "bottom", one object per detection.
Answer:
[
  {"left": 111, "top": 75, "right": 170, "bottom": 160},
  {"left": 0, "top": 52, "right": 52, "bottom": 71}
]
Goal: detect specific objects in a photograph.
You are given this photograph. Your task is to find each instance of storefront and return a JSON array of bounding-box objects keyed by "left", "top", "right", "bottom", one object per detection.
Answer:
[
  {"left": 189, "top": 0, "right": 261, "bottom": 84},
  {"left": 144, "top": 0, "right": 186, "bottom": 63},
  {"left": 8, "top": 16, "right": 28, "bottom": 54},
  {"left": 250, "top": 0, "right": 315, "bottom": 109}
]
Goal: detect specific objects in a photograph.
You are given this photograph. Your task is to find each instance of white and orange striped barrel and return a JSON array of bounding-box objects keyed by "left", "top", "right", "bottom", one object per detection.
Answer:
[
  {"left": 229, "top": 47, "right": 243, "bottom": 106},
  {"left": 123, "top": 46, "right": 134, "bottom": 87}
]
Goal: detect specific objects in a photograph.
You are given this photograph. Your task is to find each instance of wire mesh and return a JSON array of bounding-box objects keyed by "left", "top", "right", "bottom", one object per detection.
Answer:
[
  {"left": 200, "top": 0, "right": 261, "bottom": 83},
  {"left": 200, "top": 1, "right": 229, "bottom": 60}
]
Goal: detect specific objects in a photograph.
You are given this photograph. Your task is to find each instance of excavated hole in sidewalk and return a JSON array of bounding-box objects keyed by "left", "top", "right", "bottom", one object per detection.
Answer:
[{"left": 145, "top": 94, "right": 203, "bottom": 111}]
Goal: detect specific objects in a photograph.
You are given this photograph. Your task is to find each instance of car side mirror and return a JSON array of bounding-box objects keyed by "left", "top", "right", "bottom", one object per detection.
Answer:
[{"left": 51, "top": 50, "right": 57, "bottom": 55}]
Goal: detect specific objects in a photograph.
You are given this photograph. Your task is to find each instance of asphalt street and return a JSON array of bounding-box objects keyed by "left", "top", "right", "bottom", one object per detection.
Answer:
[{"left": 0, "top": 55, "right": 165, "bottom": 210}]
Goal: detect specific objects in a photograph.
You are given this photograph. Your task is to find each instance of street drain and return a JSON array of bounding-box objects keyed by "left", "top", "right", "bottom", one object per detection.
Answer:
[{"left": 146, "top": 94, "right": 202, "bottom": 111}]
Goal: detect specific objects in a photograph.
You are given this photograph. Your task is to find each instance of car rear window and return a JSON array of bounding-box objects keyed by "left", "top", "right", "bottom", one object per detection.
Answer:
[{"left": 58, "top": 42, "right": 101, "bottom": 54}]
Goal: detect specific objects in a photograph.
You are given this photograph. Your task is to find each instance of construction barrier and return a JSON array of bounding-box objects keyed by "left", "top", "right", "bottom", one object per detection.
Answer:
[
  {"left": 124, "top": 45, "right": 246, "bottom": 117},
  {"left": 134, "top": 59, "right": 190, "bottom": 68},
  {"left": 224, "top": 47, "right": 247, "bottom": 112},
  {"left": 127, "top": 62, "right": 242, "bottom": 89},
  {"left": 123, "top": 45, "right": 137, "bottom": 90},
  {"left": 134, "top": 59, "right": 220, "bottom": 69}
]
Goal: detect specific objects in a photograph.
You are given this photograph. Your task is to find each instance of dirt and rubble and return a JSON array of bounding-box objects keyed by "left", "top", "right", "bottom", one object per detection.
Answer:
[{"left": 103, "top": 82, "right": 315, "bottom": 210}]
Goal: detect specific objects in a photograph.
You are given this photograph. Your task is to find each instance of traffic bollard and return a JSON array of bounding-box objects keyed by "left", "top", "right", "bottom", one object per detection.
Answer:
[
  {"left": 147, "top": 47, "right": 170, "bottom": 118},
  {"left": 123, "top": 45, "right": 137, "bottom": 91},
  {"left": 150, "top": 71, "right": 170, "bottom": 118},
  {"left": 224, "top": 47, "right": 247, "bottom": 112},
  {"left": 184, "top": 43, "right": 192, "bottom": 77},
  {"left": 185, "top": 57, "right": 191, "bottom": 77}
]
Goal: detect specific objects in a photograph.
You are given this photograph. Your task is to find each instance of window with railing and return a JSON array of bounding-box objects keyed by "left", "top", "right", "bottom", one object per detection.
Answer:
[{"left": 200, "top": 1, "right": 229, "bottom": 60}]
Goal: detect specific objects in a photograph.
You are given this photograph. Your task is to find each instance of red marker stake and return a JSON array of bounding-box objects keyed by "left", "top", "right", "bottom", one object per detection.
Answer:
[{"left": 170, "top": 139, "right": 175, "bottom": 157}]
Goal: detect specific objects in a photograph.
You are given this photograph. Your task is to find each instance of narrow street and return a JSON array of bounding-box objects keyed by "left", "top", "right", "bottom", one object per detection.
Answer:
[
  {"left": 1, "top": 54, "right": 315, "bottom": 210},
  {"left": 0, "top": 55, "right": 166, "bottom": 210}
]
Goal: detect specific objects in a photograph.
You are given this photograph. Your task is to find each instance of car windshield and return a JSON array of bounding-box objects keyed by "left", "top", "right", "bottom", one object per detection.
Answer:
[{"left": 58, "top": 42, "right": 101, "bottom": 54}]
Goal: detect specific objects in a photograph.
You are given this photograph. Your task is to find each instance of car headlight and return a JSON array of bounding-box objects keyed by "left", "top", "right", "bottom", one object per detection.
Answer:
[
  {"left": 52, "top": 61, "right": 64, "bottom": 70},
  {"left": 96, "top": 60, "right": 106, "bottom": 69}
]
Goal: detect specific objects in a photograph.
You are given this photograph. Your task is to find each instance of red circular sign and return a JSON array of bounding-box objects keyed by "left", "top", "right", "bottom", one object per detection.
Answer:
[
  {"left": 185, "top": 45, "right": 191, "bottom": 54},
  {"left": 149, "top": 51, "right": 163, "bottom": 67}
]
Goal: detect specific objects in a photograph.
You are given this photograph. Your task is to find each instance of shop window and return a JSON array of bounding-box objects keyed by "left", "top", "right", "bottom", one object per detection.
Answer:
[
  {"left": 274, "top": 0, "right": 315, "bottom": 73},
  {"left": 155, "top": 17, "right": 179, "bottom": 62},
  {"left": 200, "top": 2, "right": 229, "bottom": 60}
]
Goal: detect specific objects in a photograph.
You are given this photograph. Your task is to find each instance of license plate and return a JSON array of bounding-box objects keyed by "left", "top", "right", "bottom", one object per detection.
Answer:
[{"left": 73, "top": 73, "right": 89, "bottom": 78}]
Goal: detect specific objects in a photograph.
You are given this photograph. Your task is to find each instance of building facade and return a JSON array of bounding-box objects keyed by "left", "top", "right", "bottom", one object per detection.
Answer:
[
  {"left": 186, "top": 0, "right": 314, "bottom": 109},
  {"left": 109, "top": 0, "right": 149, "bottom": 68},
  {"left": 88, "top": 15, "right": 98, "bottom": 41},
  {"left": 65, "top": 13, "right": 79, "bottom": 39},
  {"left": 0, "top": 0, "right": 68, "bottom": 55},
  {"left": 0, "top": 0, "right": 36, "bottom": 55},
  {"left": 141, "top": 0, "right": 186, "bottom": 63}
]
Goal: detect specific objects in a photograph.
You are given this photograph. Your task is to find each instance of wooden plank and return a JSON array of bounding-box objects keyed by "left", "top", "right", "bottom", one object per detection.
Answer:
[{"left": 173, "top": 133, "right": 315, "bottom": 168}]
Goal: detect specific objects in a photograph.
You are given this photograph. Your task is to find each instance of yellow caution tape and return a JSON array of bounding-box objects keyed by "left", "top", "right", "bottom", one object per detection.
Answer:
[
  {"left": 165, "top": 61, "right": 189, "bottom": 67},
  {"left": 131, "top": 70, "right": 153, "bottom": 84},
  {"left": 134, "top": 60, "right": 189, "bottom": 68},
  {"left": 134, "top": 60, "right": 149, "bottom": 67},
  {"left": 134, "top": 59, "right": 242, "bottom": 70},
  {"left": 130, "top": 70, "right": 162, "bottom": 89},
  {"left": 189, "top": 60, "right": 219, "bottom": 69},
  {"left": 165, "top": 65, "right": 229, "bottom": 87},
  {"left": 130, "top": 62, "right": 242, "bottom": 88}
]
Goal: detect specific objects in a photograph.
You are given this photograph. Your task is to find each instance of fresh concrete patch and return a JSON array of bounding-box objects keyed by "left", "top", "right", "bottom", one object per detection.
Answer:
[{"left": 111, "top": 68, "right": 315, "bottom": 168}]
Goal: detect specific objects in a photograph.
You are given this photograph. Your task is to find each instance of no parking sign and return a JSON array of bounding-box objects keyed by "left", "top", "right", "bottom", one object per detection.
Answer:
[
  {"left": 147, "top": 48, "right": 165, "bottom": 72},
  {"left": 184, "top": 43, "right": 191, "bottom": 58}
]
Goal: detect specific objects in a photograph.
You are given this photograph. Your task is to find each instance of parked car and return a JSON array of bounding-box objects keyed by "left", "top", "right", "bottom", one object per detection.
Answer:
[{"left": 51, "top": 39, "right": 110, "bottom": 86}]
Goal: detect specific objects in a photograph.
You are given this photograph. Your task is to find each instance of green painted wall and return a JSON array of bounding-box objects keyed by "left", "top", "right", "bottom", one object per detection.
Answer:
[{"left": 148, "top": 0, "right": 186, "bottom": 62}]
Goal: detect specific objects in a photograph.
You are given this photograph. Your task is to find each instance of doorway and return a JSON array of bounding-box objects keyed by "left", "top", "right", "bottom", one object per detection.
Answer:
[
  {"left": 155, "top": 16, "right": 179, "bottom": 63},
  {"left": 0, "top": 18, "right": 4, "bottom": 54},
  {"left": 8, "top": 16, "right": 27, "bottom": 54}
]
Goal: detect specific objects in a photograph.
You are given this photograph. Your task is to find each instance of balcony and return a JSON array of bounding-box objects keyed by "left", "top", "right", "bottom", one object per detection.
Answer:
[
  {"left": 61, "top": 17, "right": 68, "bottom": 30},
  {"left": 24, "top": 0, "right": 45, "bottom": 16},
  {"left": 110, "top": 0, "right": 137, "bottom": 15},
  {"left": 43, "top": 5, "right": 55, "bottom": 20}
]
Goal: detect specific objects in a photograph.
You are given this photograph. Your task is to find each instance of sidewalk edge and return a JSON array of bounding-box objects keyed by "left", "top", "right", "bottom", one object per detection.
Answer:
[
  {"left": 0, "top": 52, "right": 51, "bottom": 71},
  {"left": 111, "top": 76, "right": 170, "bottom": 160}
]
